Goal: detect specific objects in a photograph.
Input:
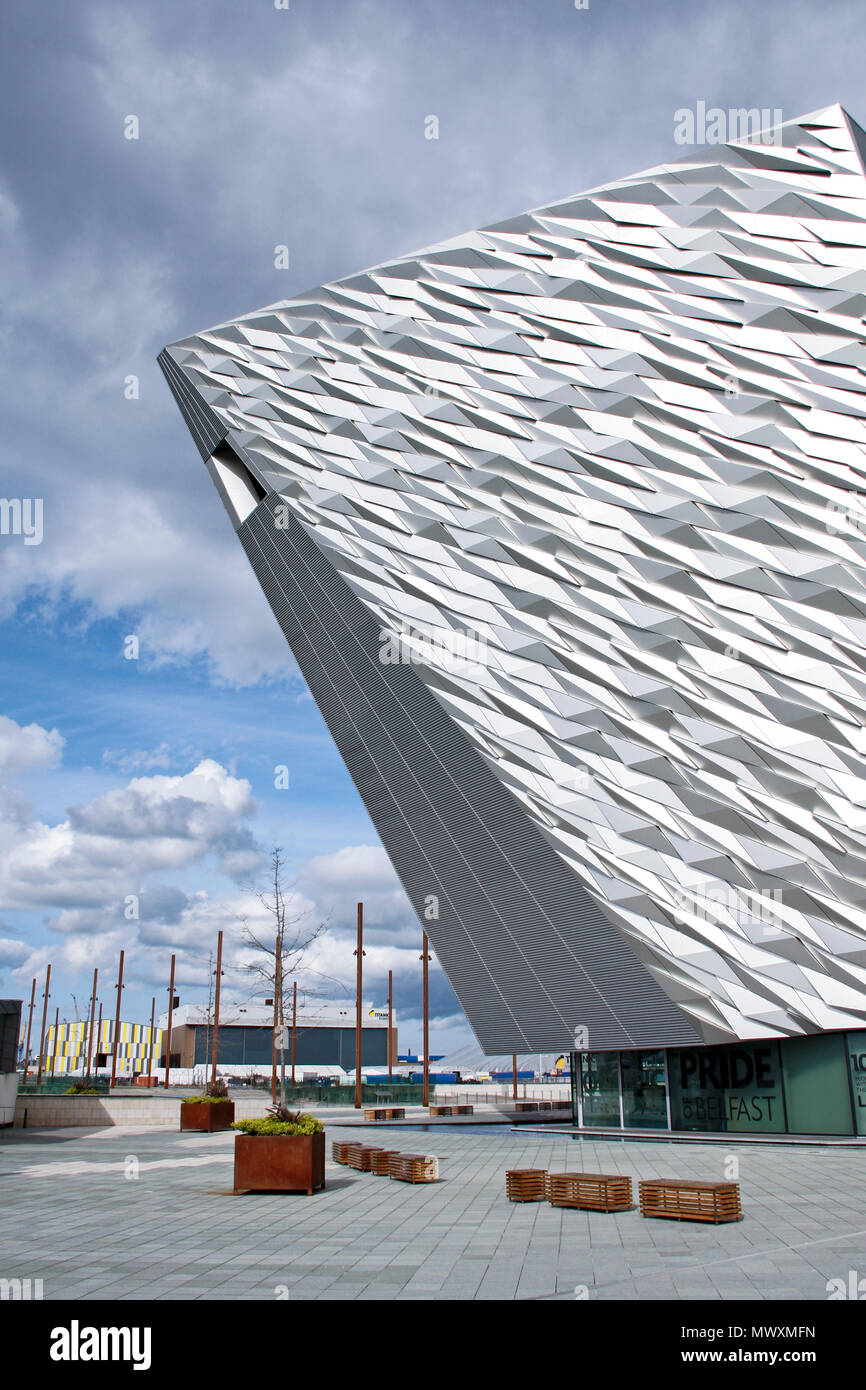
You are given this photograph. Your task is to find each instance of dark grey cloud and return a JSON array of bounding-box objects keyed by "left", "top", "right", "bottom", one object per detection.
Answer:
[{"left": 1, "top": 0, "right": 862, "bottom": 682}]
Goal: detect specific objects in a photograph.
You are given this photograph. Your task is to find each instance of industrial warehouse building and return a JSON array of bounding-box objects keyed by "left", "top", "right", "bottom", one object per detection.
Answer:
[
  {"left": 162, "top": 105, "right": 866, "bottom": 1137},
  {"left": 158, "top": 1001, "right": 397, "bottom": 1076}
]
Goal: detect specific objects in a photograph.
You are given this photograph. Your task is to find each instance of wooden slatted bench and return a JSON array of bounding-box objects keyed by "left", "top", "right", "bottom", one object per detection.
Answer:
[
  {"left": 345, "top": 1143, "right": 375, "bottom": 1170},
  {"left": 388, "top": 1152, "right": 439, "bottom": 1183},
  {"left": 547, "top": 1172, "right": 633, "bottom": 1213},
  {"left": 371, "top": 1149, "right": 400, "bottom": 1175},
  {"left": 331, "top": 1140, "right": 353, "bottom": 1164},
  {"left": 363, "top": 1106, "right": 405, "bottom": 1121},
  {"left": 451, "top": 1104, "right": 473, "bottom": 1115},
  {"left": 358, "top": 1146, "right": 385, "bottom": 1172},
  {"left": 428, "top": 1104, "right": 452, "bottom": 1116},
  {"left": 512, "top": 1100, "right": 539, "bottom": 1112},
  {"left": 639, "top": 1179, "right": 742, "bottom": 1224},
  {"left": 506, "top": 1168, "right": 548, "bottom": 1202}
]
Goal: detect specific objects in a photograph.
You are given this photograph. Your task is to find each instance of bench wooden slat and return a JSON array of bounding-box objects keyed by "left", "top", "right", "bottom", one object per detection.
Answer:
[
  {"left": 547, "top": 1171, "right": 633, "bottom": 1212},
  {"left": 639, "top": 1179, "right": 742, "bottom": 1224},
  {"left": 371, "top": 1149, "right": 400, "bottom": 1175},
  {"left": 358, "top": 1146, "right": 385, "bottom": 1171},
  {"left": 388, "top": 1153, "right": 438, "bottom": 1183},
  {"left": 506, "top": 1168, "right": 548, "bottom": 1202},
  {"left": 346, "top": 1143, "right": 378, "bottom": 1170}
]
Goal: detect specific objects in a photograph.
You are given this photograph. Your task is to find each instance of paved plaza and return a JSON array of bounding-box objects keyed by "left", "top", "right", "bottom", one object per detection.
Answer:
[{"left": 1, "top": 1119, "right": 864, "bottom": 1301}]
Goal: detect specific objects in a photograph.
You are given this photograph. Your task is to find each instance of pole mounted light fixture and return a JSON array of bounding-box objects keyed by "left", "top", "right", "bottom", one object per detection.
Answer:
[
  {"left": 354, "top": 902, "right": 365, "bottom": 1109},
  {"left": 211, "top": 930, "right": 225, "bottom": 1088},
  {"left": 420, "top": 933, "right": 432, "bottom": 1108},
  {"left": 22, "top": 977, "right": 36, "bottom": 1084},
  {"left": 85, "top": 969, "right": 98, "bottom": 1082},
  {"left": 387, "top": 969, "right": 393, "bottom": 1086},
  {"left": 147, "top": 995, "right": 157, "bottom": 1085},
  {"left": 110, "top": 951, "right": 124, "bottom": 1088},
  {"left": 164, "top": 954, "right": 176, "bottom": 1090},
  {"left": 36, "top": 964, "right": 51, "bottom": 1087}
]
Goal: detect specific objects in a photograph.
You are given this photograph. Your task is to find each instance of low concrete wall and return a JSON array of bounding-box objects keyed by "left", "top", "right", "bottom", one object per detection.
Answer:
[
  {"left": 0, "top": 1072, "right": 18, "bottom": 1127},
  {"left": 12, "top": 1087, "right": 574, "bottom": 1129},
  {"left": 15, "top": 1095, "right": 176, "bottom": 1128},
  {"left": 13, "top": 1093, "right": 278, "bottom": 1129}
]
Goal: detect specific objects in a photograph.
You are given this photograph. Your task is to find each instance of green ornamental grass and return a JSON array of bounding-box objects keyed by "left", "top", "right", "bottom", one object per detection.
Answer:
[{"left": 232, "top": 1114, "right": 323, "bottom": 1137}]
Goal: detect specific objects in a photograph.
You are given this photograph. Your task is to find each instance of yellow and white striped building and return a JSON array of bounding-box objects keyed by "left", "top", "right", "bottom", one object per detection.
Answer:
[{"left": 42, "top": 1019, "right": 163, "bottom": 1077}]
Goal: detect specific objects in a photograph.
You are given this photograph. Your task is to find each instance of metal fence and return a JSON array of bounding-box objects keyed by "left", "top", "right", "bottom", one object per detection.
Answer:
[
  {"left": 17, "top": 1076, "right": 110, "bottom": 1095},
  {"left": 255, "top": 1083, "right": 428, "bottom": 1106},
  {"left": 432, "top": 1085, "right": 573, "bottom": 1108}
]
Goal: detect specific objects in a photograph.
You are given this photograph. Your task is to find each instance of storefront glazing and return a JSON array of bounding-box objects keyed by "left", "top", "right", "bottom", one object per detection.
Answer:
[{"left": 570, "top": 1031, "right": 862, "bottom": 1136}]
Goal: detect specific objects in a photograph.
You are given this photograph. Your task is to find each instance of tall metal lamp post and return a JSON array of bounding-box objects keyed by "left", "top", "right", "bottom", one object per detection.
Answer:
[
  {"left": 210, "top": 930, "right": 224, "bottom": 1088},
  {"left": 421, "top": 933, "right": 432, "bottom": 1107},
  {"left": 354, "top": 902, "right": 365, "bottom": 1108},
  {"left": 164, "top": 954, "right": 176, "bottom": 1089}
]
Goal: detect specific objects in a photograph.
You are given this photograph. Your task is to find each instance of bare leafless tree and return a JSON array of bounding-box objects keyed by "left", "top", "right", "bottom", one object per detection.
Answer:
[{"left": 239, "top": 848, "right": 329, "bottom": 1105}]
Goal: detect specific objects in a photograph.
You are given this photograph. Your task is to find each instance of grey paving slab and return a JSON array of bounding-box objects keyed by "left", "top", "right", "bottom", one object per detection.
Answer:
[{"left": 1, "top": 1122, "right": 865, "bottom": 1301}]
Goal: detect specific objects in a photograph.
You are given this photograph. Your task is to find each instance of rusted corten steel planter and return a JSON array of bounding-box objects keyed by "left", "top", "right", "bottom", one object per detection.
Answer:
[
  {"left": 180, "top": 1100, "right": 235, "bottom": 1133},
  {"left": 233, "top": 1132, "right": 326, "bottom": 1195}
]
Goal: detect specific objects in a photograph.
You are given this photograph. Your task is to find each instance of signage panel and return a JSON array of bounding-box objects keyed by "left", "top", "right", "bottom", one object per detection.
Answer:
[{"left": 668, "top": 1042, "right": 785, "bottom": 1132}]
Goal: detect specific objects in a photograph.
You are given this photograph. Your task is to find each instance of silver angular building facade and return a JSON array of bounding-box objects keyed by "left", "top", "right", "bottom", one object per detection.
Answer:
[{"left": 161, "top": 105, "right": 866, "bottom": 1059}]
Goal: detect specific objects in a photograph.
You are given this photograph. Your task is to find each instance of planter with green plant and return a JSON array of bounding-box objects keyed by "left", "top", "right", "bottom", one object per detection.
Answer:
[
  {"left": 232, "top": 1106, "right": 325, "bottom": 1194},
  {"left": 180, "top": 1079, "right": 235, "bottom": 1133}
]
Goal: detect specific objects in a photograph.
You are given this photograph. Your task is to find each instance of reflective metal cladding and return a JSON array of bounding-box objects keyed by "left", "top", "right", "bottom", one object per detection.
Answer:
[{"left": 161, "top": 104, "right": 866, "bottom": 1052}]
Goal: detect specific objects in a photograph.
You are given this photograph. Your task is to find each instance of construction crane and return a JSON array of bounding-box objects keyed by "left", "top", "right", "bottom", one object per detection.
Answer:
[{"left": 71, "top": 995, "right": 80, "bottom": 1023}]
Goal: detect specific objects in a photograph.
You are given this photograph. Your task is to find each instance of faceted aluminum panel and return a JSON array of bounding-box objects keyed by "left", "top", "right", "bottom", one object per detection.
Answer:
[
  {"left": 161, "top": 104, "right": 866, "bottom": 1048},
  {"left": 235, "top": 494, "right": 700, "bottom": 1051}
]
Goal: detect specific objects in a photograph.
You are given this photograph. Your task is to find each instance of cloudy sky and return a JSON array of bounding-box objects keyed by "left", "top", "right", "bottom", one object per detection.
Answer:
[{"left": 0, "top": 0, "right": 863, "bottom": 1057}]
